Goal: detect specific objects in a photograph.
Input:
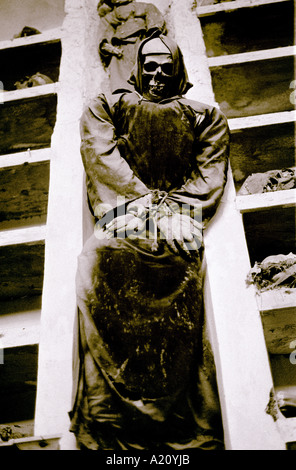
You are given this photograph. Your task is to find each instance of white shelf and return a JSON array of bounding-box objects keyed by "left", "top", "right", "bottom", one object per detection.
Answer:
[
  {"left": 0, "top": 434, "right": 61, "bottom": 450},
  {"left": 0, "top": 296, "right": 41, "bottom": 350},
  {"left": 0, "top": 148, "right": 52, "bottom": 168},
  {"left": 228, "top": 110, "right": 296, "bottom": 131},
  {"left": 257, "top": 288, "right": 296, "bottom": 313},
  {"left": 197, "top": 0, "right": 290, "bottom": 17},
  {"left": 0, "top": 28, "right": 62, "bottom": 51},
  {"left": 0, "top": 292, "right": 41, "bottom": 351},
  {"left": 1, "top": 82, "right": 59, "bottom": 104},
  {"left": 236, "top": 189, "right": 296, "bottom": 212},
  {"left": 0, "top": 225, "right": 47, "bottom": 247},
  {"left": 0, "top": 309, "right": 41, "bottom": 348},
  {"left": 208, "top": 45, "right": 296, "bottom": 68}
]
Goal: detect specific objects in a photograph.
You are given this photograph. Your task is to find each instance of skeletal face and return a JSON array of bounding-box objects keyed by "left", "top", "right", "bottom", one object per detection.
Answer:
[{"left": 142, "top": 54, "right": 174, "bottom": 102}]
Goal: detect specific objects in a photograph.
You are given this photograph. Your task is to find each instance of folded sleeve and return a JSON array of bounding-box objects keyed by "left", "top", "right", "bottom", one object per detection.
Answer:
[
  {"left": 80, "top": 94, "right": 150, "bottom": 216},
  {"left": 169, "top": 105, "right": 230, "bottom": 226}
]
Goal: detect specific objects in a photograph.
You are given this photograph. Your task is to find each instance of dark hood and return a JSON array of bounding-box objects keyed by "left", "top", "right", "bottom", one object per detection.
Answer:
[{"left": 128, "top": 32, "right": 193, "bottom": 98}]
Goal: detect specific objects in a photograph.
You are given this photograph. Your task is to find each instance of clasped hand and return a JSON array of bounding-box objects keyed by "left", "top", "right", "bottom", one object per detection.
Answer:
[
  {"left": 157, "top": 211, "right": 202, "bottom": 255},
  {"left": 104, "top": 198, "right": 202, "bottom": 255}
]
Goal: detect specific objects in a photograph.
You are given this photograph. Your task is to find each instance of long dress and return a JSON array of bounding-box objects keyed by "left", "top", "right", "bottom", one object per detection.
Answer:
[{"left": 70, "top": 34, "right": 230, "bottom": 450}]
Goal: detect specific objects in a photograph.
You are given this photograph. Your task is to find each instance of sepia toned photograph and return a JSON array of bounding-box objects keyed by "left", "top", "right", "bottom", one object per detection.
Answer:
[{"left": 0, "top": 0, "right": 295, "bottom": 455}]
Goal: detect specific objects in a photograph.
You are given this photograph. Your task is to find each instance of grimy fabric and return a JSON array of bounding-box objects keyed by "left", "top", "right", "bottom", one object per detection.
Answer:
[
  {"left": 238, "top": 167, "right": 296, "bottom": 195},
  {"left": 70, "top": 34, "right": 230, "bottom": 450},
  {"left": 98, "top": 1, "right": 166, "bottom": 93}
]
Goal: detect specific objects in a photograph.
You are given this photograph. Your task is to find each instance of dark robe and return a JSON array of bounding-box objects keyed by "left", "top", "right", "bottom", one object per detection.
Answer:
[
  {"left": 98, "top": 1, "right": 166, "bottom": 93},
  {"left": 70, "top": 34, "right": 230, "bottom": 450}
]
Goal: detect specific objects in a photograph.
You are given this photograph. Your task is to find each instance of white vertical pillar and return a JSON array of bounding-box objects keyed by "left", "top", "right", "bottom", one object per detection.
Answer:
[
  {"left": 34, "top": 0, "right": 86, "bottom": 444},
  {"left": 203, "top": 172, "right": 285, "bottom": 450}
]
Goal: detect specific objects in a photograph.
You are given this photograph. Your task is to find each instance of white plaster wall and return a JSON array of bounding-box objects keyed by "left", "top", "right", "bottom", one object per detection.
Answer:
[{"left": 34, "top": 0, "right": 89, "bottom": 449}]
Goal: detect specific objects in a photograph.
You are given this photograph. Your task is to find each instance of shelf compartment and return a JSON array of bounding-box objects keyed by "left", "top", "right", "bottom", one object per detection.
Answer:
[
  {"left": 269, "top": 354, "right": 296, "bottom": 420},
  {"left": 229, "top": 120, "right": 295, "bottom": 193},
  {"left": 243, "top": 205, "right": 296, "bottom": 266},
  {"left": 210, "top": 53, "right": 294, "bottom": 118},
  {"left": 0, "top": 241, "right": 45, "bottom": 301},
  {"left": 0, "top": 94, "right": 57, "bottom": 155},
  {"left": 265, "top": 353, "right": 296, "bottom": 443},
  {"left": 0, "top": 40, "right": 61, "bottom": 91},
  {"left": 0, "top": 344, "right": 38, "bottom": 424},
  {"left": 257, "top": 289, "right": 296, "bottom": 354},
  {"left": 0, "top": 161, "right": 50, "bottom": 230},
  {"left": 199, "top": 0, "right": 294, "bottom": 57},
  {"left": 270, "top": 352, "right": 296, "bottom": 389}
]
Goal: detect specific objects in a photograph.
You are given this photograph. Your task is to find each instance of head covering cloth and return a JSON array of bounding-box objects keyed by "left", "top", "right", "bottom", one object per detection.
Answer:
[{"left": 128, "top": 32, "right": 193, "bottom": 97}]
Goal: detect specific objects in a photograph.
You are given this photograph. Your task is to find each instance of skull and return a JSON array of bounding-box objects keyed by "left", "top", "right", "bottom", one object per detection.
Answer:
[{"left": 142, "top": 54, "right": 174, "bottom": 101}]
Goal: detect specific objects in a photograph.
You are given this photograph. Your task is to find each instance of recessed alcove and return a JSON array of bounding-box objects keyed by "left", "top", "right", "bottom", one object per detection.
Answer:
[
  {"left": 243, "top": 206, "right": 296, "bottom": 372},
  {"left": 0, "top": 344, "right": 38, "bottom": 425},
  {"left": 0, "top": 241, "right": 45, "bottom": 301},
  {"left": 0, "top": 94, "right": 57, "bottom": 155},
  {"left": 0, "top": 161, "right": 49, "bottom": 230},
  {"left": 270, "top": 354, "right": 296, "bottom": 418},
  {"left": 243, "top": 205, "right": 296, "bottom": 266},
  {"left": 0, "top": 40, "right": 61, "bottom": 91},
  {"left": 200, "top": 0, "right": 294, "bottom": 57},
  {"left": 230, "top": 121, "right": 295, "bottom": 192},
  {"left": 210, "top": 55, "right": 294, "bottom": 118}
]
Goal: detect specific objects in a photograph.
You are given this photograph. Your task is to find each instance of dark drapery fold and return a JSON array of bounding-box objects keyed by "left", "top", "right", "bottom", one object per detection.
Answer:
[{"left": 70, "top": 237, "right": 224, "bottom": 450}]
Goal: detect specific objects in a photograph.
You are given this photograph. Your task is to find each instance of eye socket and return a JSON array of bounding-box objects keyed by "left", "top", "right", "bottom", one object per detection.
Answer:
[
  {"left": 161, "top": 63, "right": 174, "bottom": 76},
  {"left": 143, "top": 61, "right": 173, "bottom": 76},
  {"left": 143, "top": 61, "right": 158, "bottom": 73}
]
